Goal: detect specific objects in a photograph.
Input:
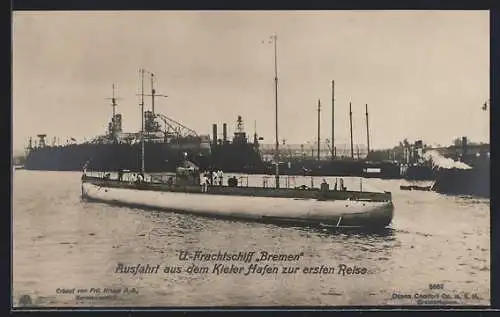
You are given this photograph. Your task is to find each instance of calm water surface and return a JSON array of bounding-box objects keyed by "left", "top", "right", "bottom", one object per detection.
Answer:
[{"left": 13, "top": 171, "right": 490, "bottom": 306}]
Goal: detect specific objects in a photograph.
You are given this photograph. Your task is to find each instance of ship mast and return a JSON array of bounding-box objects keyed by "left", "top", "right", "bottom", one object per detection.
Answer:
[
  {"left": 151, "top": 74, "right": 155, "bottom": 116},
  {"left": 349, "top": 101, "right": 354, "bottom": 159},
  {"left": 271, "top": 34, "right": 280, "bottom": 189},
  {"left": 142, "top": 73, "right": 168, "bottom": 124},
  {"left": 111, "top": 83, "right": 117, "bottom": 119},
  {"left": 365, "top": 103, "right": 370, "bottom": 155},
  {"left": 254, "top": 120, "right": 257, "bottom": 144},
  {"left": 317, "top": 99, "right": 321, "bottom": 160},
  {"left": 331, "top": 80, "right": 335, "bottom": 159},
  {"left": 140, "top": 69, "right": 145, "bottom": 175},
  {"left": 106, "top": 83, "right": 120, "bottom": 139}
]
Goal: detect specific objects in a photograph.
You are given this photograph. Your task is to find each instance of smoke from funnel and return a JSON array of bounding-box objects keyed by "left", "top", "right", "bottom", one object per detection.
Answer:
[{"left": 423, "top": 150, "right": 472, "bottom": 170}]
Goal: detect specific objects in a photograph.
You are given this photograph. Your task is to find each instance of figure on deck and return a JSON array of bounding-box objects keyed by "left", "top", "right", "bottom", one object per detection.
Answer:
[
  {"left": 130, "top": 174, "right": 137, "bottom": 184},
  {"left": 201, "top": 174, "right": 208, "bottom": 192},
  {"left": 228, "top": 176, "right": 238, "bottom": 187},
  {"left": 339, "top": 178, "right": 346, "bottom": 191},
  {"left": 82, "top": 160, "right": 90, "bottom": 179},
  {"left": 320, "top": 179, "right": 329, "bottom": 192},
  {"left": 217, "top": 170, "right": 224, "bottom": 186},
  {"left": 136, "top": 173, "right": 144, "bottom": 183},
  {"left": 212, "top": 171, "right": 218, "bottom": 186},
  {"left": 208, "top": 170, "right": 213, "bottom": 185}
]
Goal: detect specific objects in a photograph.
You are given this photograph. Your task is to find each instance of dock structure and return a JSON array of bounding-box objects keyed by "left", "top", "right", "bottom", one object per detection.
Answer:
[{"left": 259, "top": 143, "right": 368, "bottom": 160}]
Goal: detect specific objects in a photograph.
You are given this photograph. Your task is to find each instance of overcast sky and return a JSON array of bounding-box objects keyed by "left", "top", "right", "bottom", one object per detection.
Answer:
[{"left": 12, "top": 10, "right": 489, "bottom": 153}]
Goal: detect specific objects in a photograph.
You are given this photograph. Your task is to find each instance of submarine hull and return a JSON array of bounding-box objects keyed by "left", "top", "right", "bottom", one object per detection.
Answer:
[{"left": 81, "top": 181, "right": 394, "bottom": 230}]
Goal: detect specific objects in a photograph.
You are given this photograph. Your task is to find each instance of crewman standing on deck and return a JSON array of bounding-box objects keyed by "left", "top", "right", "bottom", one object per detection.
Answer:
[
  {"left": 208, "top": 170, "right": 213, "bottom": 185},
  {"left": 82, "top": 160, "right": 89, "bottom": 178},
  {"left": 320, "top": 179, "right": 329, "bottom": 192},
  {"left": 217, "top": 170, "right": 224, "bottom": 186},
  {"left": 137, "top": 173, "right": 144, "bottom": 183},
  {"left": 201, "top": 174, "right": 208, "bottom": 192},
  {"left": 212, "top": 170, "right": 218, "bottom": 186}
]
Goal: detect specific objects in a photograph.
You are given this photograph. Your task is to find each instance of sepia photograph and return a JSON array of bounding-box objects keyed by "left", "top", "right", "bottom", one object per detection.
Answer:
[{"left": 12, "top": 10, "right": 490, "bottom": 307}]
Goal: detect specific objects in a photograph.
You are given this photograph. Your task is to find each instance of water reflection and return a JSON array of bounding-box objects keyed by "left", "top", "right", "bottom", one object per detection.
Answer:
[
  {"left": 142, "top": 205, "right": 396, "bottom": 239},
  {"left": 265, "top": 222, "right": 396, "bottom": 238}
]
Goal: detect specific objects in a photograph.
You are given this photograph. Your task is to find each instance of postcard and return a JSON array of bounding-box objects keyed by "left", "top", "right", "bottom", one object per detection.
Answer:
[{"left": 12, "top": 10, "right": 490, "bottom": 308}]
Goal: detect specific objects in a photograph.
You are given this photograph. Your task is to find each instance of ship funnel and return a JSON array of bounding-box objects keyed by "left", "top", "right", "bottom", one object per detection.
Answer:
[
  {"left": 223, "top": 123, "right": 227, "bottom": 142},
  {"left": 212, "top": 124, "right": 218, "bottom": 146},
  {"left": 462, "top": 136, "right": 468, "bottom": 157}
]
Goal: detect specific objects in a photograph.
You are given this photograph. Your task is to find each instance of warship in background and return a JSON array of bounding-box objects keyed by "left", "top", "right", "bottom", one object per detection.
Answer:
[
  {"left": 23, "top": 73, "right": 265, "bottom": 174},
  {"left": 23, "top": 75, "right": 213, "bottom": 173},
  {"left": 24, "top": 110, "right": 212, "bottom": 173}
]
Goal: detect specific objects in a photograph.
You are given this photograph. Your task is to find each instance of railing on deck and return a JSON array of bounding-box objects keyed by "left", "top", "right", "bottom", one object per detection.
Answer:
[
  {"left": 83, "top": 170, "right": 389, "bottom": 202},
  {"left": 238, "top": 176, "right": 249, "bottom": 187},
  {"left": 262, "top": 175, "right": 298, "bottom": 189},
  {"left": 150, "top": 173, "right": 176, "bottom": 184},
  {"left": 85, "top": 171, "right": 367, "bottom": 192}
]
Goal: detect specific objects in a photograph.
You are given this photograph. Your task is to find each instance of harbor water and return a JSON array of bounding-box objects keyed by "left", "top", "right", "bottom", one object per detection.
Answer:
[{"left": 13, "top": 170, "right": 490, "bottom": 306}]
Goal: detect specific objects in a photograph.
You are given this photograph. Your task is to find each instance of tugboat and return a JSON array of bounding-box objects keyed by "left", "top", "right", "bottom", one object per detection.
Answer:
[
  {"left": 430, "top": 137, "right": 490, "bottom": 198},
  {"left": 81, "top": 59, "right": 394, "bottom": 230}
]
